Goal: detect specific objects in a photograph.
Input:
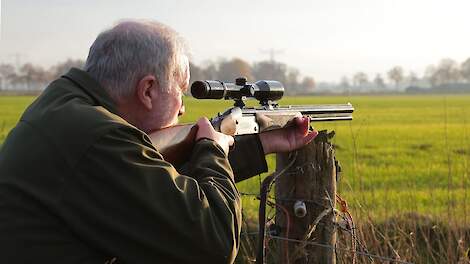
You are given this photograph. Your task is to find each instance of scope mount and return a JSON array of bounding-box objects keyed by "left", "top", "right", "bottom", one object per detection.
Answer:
[{"left": 233, "top": 77, "right": 253, "bottom": 108}]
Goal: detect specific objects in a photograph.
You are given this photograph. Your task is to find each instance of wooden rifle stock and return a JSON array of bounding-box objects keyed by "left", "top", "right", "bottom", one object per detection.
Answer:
[{"left": 148, "top": 124, "right": 198, "bottom": 167}]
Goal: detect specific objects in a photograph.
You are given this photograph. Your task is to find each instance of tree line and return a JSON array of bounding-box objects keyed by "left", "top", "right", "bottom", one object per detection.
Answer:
[
  {"left": 339, "top": 57, "right": 470, "bottom": 93},
  {"left": 0, "top": 59, "right": 85, "bottom": 91},
  {"left": 1, "top": 56, "right": 470, "bottom": 94},
  {"left": 0, "top": 58, "right": 316, "bottom": 95},
  {"left": 189, "top": 58, "right": 315, "bottom": 95}
]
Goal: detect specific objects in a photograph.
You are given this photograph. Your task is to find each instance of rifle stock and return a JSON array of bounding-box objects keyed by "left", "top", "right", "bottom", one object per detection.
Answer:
[{"left": 149, "top": 124, "right": 198, "bottom": 167}]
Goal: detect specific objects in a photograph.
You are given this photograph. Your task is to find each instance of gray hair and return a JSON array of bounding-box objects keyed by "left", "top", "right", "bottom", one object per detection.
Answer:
[{"left": 84, "top": 20, "right": 189, "bottom": 99}]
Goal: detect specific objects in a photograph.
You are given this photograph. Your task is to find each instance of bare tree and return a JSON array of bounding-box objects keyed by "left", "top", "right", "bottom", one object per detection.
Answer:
[
  {"left": 387, "top": 66, "right": 404, "bottom": 89},
  {"left": 373, "top": 73, "right": 385, "bottom": 89},
  {"left": 285, "top": 68, "right": 300, "bottom": 92},
  {"left": 301, "top": 76, "right": 315, "bottom": 93},
  {"left": 252, "top": 60, "right": 287, "bottom": 85},
  {"left": 18, "top": 64, "right": 37, "bottom": 90},
  {"left": 460, "top": 57, "right": 470, "bottom": 83},
  {"left": 200, "top": 61, "right": 218, "bottom": 80},
  {"left": 352, "top": 72, "right": 368, "bottom": 88},
  {"left": 340, "top": 76, "right": 350, "bottom": 88},
  {"left": 0, "top": 63, "right": 15, "bottom": 90},
  {"left": 430, "top": 58, "right": 461, "bottom": 86},
  {"left": 424, "top": 65, "right": 438, "bottom": 87},
  {"left": 50, "top": 59, "right": 84, "bottom": 80},
  {"left": 217, "top": 58, "right": 253, "bottom": 82},
  {"left": 189, "top": 62, "right": 204, "bottom": 85},
  {"left": 406, "top": 71, "right": 419, "bottom": 86},
  {"left": 339, "top": 76, "right": 350, "bottom": 94}
]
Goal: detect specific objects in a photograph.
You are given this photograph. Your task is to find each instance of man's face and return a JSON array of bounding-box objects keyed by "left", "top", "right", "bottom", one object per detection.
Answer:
[{"left": 150, "top": 57, "right": 189, "bottom": 130}]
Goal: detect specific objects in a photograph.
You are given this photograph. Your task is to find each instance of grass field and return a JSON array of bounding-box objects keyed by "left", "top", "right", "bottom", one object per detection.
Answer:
[
  {"left": 1, "top": 95, "right": 470, "bottom": 219},
  {"left": 1, "top": 94, "right": 470, "bottom": 262}
]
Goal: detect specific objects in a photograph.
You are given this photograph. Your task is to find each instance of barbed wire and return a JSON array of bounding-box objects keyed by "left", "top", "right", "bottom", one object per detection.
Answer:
[
  {"left": 241, "top": 144, "right": 416, "bottom": 264},
  {"left": 268, "top": 235, "right": 414, "bottom": 264},
  {"left": 256, "top": 151, "right": 299, "bottom": 263},
  {"left": 240, "top": 231, "right": 413, "bottom": 264},
  {"left": 241, "top": 199, "right": 400, "bottom": 264},
  {"left": 240, "top": 192, "right": 327, "bottom": 209}
]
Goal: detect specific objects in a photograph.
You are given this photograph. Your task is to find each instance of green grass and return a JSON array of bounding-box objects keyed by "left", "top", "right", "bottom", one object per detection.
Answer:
[
  {"left": 2, "top": 94, "right": 470, "bottom": 224},
  {"left": 0, "top": 96, "right": 35, "bottom": 142}
]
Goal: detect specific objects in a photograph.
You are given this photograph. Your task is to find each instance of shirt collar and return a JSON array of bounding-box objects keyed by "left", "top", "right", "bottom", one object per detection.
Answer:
[{"left": 62, "top": 68, "right": 119, "bottom": 115}]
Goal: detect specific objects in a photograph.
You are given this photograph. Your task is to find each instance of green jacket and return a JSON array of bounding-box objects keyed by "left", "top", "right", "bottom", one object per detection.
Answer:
[{"left": 0, "top": 68, "right": 267, "bottom": 263}]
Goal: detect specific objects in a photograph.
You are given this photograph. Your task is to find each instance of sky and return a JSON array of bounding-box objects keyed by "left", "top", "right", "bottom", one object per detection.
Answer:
[{"left": 1, "top": 0, "right": 469, "bottom": 82}]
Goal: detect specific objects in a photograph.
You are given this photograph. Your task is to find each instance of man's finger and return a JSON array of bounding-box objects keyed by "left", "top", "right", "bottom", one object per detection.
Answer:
[
  {"left": 305, "top": 130, "right": 318, "bottom": 144},
  {"left": 197, "top": 117, "right": 212, "bottom": 127},
  {"left": 227, "top": 135, "right": 235, "bottom": 146},
  {"left": 294, "top": 116, "right": 310, "bottom": 136}
]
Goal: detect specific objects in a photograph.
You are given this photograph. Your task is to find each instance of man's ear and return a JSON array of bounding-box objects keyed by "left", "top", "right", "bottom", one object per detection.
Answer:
[{"left": 136, "top": 75, "right": 158, "bottom": 110}]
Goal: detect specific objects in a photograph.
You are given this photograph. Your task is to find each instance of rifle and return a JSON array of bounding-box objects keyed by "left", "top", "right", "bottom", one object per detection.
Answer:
[{"left": 148, "top": 77, "right": 354, "bottom": 166}]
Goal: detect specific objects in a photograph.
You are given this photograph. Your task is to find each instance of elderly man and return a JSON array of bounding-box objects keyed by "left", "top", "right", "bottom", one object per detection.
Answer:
[{"left": 0, "top": 20, "right": 317, "bottom": 263}]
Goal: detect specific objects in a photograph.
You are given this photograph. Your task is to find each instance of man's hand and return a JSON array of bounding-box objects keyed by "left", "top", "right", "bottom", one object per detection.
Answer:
[
  {"left": 259, "top": 116, "right": 318, "bottom": 154},
  {"left": 195, "top": 117, "right": 234, "bottom": 156}
]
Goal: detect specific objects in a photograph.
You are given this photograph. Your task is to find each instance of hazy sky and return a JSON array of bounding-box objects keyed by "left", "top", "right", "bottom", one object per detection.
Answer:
[{"left": 1, "top": 0, "right": 469, "bottom": 82}]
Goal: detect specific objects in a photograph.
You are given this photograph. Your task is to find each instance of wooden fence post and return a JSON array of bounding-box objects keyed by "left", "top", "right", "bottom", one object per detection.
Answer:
[{"left": 275, "top": 130, "right": 337, "bottom": 264}]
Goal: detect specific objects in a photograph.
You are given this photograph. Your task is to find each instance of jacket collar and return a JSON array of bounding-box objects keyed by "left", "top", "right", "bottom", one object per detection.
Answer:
[{"left": 62, "top": 68, "right": 119, "bottom": 115}]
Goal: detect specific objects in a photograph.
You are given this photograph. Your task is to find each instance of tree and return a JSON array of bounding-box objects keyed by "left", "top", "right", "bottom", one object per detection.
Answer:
[
  {"left": 217, "top": 58, "right": 253, "bottom": 82},
  {"left": 460, "top": 58, "right": 470, "bottom": 82},
  {"left": 18, "top": 63, "right": 46, "bottom": 90},
  {"left": 189, "top": 62, "right": 204, "bottom": 85},
  {"left": 301, "top": 76, "right": 315, "bottom": 92},
  {"left": 285, "top": 68, "right": 300, "bottom": 92},
  {"left": 407, "top": 71, "right": 419, "bottom": 86},
  {"left": 0, "top": 63, "right": 15, "bottom": 90},
  {"left": 50, "top": 59, "right": 84, "bottom": 80},
  {"left": 430, "top": 58, "right": 461, "bottom": 86},
  {"left": 200, "top": 61, "right": 218, "bottom": 80},
  {"left": 339, "top": 76, "right": 350, "bottom": 94},
  {"left": 424, "top": 65, "right": 438, "bottom": 87},
  {"left": 352, "top": 72, "right": 368, "bottom": 87},
  {"left": 252, "top": 60, "right": 287, "bottom": 85},
  {"left": 373, "top": 73, "right": 385, "bottom": 89},
  {"left": 340, "top": 76, "right": 350, "bottom": 88},
  {"left": 387, "top": 66, "right": 404, "bottom": 89}
]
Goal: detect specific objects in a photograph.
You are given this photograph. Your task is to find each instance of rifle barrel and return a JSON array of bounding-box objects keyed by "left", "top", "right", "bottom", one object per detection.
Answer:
[
  {"left": 242, "top": 103, "right": 354, "bottom": 117},
  {"left": 308, "top": 113, "right": 353, "bottom": 122}
]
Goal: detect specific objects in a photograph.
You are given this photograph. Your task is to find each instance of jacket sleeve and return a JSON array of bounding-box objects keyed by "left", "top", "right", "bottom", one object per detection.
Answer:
[
  {"left": 229, "top": 134, "right": 268, "bottom": 182},
  {"left": 59, "top": 125, "right": 241, "bottom": 264}
]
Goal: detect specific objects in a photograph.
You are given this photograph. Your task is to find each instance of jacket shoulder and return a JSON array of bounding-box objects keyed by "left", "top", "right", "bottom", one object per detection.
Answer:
[{"left": 19, "top": 78, "right": 142, "bottom": 168}]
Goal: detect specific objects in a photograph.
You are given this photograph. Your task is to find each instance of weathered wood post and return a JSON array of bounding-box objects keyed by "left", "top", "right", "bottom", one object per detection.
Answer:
[{"left": 275, "top": 131, "right": 337, "bottom": 264}]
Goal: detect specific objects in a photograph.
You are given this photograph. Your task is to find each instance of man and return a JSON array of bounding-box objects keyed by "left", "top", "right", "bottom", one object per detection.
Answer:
[{"left": 0, "top": 20, "right": 317, "bottom": 263}]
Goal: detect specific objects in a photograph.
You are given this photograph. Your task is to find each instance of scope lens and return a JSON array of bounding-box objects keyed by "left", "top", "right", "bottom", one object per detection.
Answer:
[
  {"left": 191, "top": 80, "right": 227, "bottom": 99},
  {"left": 190, "top": 81, "right": 209, "bottom": 99}
]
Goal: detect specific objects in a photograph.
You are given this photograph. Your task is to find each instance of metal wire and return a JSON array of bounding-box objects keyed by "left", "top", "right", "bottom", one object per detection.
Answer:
[
  {"left": 241, "top": 148, "right": 414, "bottom": 264},
  {"left": 240, "top": 232, "right": 413, "bottom": 264},
  {"left": 267, "top": 235, "right": 413, "bottom": 264}
]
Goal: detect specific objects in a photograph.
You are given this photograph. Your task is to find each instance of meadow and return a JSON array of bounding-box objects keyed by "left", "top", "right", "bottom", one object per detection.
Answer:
[
  {"left": 1, "top": 94, "right": 470, "bottom": 263},
  {"left": 181, "top": 94, "right": 470, "bottom": 224}
]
